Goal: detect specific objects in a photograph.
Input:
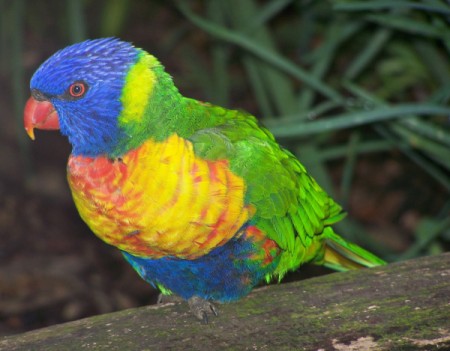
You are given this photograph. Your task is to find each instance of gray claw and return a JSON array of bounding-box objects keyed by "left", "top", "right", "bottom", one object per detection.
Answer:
[{"left": 188, "top": 296, "right": 218, "bottom": 323}]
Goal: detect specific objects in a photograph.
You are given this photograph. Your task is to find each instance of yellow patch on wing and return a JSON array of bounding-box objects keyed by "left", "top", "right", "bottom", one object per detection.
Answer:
[
  {"left": 68, "top": 134, "right": 255, "bottom": 259},
  {"left": 119, "top": 52, "right": 158, "bottom": 124}
]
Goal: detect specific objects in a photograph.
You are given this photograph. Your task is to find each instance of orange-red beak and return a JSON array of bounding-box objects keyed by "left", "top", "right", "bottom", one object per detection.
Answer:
[{"left": 24, "top": 96, "right": 60, "bottom": 140}]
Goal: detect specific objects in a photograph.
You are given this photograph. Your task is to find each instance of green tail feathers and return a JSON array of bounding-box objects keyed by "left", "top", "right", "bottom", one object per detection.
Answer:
[{"left": 315, "top": 228, "right": 386, "bottom": 271}]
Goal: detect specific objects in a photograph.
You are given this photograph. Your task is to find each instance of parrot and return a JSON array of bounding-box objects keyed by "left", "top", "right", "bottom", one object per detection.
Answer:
[{"left": 24, "top": 38, "right": 385, "bottom": 322}]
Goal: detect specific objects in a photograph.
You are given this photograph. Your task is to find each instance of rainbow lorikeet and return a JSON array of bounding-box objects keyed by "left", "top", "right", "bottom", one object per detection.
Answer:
[{"left": 24, "top": 38, "right": 385, "bottom": 322}]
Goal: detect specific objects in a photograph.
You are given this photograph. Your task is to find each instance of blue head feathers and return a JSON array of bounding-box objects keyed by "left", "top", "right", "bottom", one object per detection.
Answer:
[{"left": 30, "top": 38, "right": 139, "bottom": 157}]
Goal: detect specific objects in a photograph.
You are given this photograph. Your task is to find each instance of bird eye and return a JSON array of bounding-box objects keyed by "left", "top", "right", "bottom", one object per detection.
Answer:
[{"left": 68, "top": 81, "right": 87, "bottom": 98}]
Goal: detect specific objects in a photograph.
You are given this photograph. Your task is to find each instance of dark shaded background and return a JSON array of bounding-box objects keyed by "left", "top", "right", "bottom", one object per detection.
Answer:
[{"left": 1, "top": 0, "right": 449, "bottom": 337}]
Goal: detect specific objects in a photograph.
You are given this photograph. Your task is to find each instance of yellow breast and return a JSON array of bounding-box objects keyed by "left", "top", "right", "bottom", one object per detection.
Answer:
[{"left": 67, "top": 134, "right": 254, "bottom": 259}]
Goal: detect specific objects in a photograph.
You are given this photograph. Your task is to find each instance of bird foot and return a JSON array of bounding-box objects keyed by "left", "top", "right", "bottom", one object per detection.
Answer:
[
  {"left": 156, "top": 293, "right": 182, "bottom": 305},
  {"left": 188, "top": 296, "right": 218, "bottom": 324}
]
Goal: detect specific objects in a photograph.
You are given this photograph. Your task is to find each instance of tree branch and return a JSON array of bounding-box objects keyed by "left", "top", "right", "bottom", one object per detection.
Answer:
[{"left": 1, "top": 253, "right": 449, "bottom": 350}]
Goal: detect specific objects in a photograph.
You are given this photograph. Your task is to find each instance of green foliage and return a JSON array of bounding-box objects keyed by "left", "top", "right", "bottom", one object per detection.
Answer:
[
  {"left": 1, "top": 0, "right": 32, "bottom": 180},
  {"left": 4, "top": 0, "right": 449, "bottom": 259},
  {"left": 175, "top": 0, "right": 450, "bottom": 259},
  {"left": 99, "top": 0, "right": 130, "bottom": 37}
]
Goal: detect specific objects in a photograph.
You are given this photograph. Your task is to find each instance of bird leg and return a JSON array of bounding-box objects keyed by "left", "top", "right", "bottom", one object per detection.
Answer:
[
  {"left": 187, "top": 296, "right": 218, "bottom": 324},
  {"left": 156, "top": 293, "right": 181, "bottom": 304}
]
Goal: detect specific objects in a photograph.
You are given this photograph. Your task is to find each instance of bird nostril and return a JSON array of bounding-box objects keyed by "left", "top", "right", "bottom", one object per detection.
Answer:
[{"left": 31, "top": 89, "right": 50, "bottom": 102}]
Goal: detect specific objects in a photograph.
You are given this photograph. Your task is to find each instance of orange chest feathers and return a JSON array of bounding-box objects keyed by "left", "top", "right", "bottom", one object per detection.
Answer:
[{"left": 67, "top": 134, "right": 255, "bottom": 259}]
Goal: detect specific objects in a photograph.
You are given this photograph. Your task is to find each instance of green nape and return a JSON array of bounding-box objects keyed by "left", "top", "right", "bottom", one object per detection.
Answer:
[{"left": 115, "top": 51, "right": 236, "bottom": 157}]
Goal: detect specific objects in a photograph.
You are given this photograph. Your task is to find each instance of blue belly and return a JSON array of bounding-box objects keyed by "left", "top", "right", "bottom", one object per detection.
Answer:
[{"left": 122, "top": 236, "right": 279, "bottom": 302}]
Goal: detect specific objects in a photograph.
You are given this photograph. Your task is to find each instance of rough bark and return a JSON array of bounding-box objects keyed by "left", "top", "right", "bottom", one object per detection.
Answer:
[{"left": 1, "top": 253, "right": 449, "bottom": 351}]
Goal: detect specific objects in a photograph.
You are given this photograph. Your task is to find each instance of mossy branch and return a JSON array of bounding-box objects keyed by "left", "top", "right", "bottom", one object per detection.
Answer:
[{"left": 1, "top": 253, "right": 449, "bottom": 350}]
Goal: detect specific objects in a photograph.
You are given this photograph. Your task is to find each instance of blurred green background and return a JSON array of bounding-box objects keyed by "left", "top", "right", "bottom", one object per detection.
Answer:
[{"left": 0, "top": 0, "right": 449, "bottom": 336}]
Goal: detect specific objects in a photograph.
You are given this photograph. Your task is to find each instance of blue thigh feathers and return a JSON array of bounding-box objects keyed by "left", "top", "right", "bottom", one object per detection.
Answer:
[{"left": 122, "top": 236, "right": 279, "bottom": 302}]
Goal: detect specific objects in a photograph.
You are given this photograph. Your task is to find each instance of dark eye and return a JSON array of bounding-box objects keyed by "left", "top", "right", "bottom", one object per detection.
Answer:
[{"left": 68, "top": 81, "right": 87, "bottom": 98}]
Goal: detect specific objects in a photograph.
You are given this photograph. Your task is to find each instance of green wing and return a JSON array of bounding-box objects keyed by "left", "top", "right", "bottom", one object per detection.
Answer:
[{"left": 189, "top": 101, "right": 384, "bottom": 279}]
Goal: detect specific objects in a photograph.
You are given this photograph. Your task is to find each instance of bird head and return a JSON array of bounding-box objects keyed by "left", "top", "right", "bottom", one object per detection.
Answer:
[{"left": 24, "top": 38, "right": 169, "bottom": 157}]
